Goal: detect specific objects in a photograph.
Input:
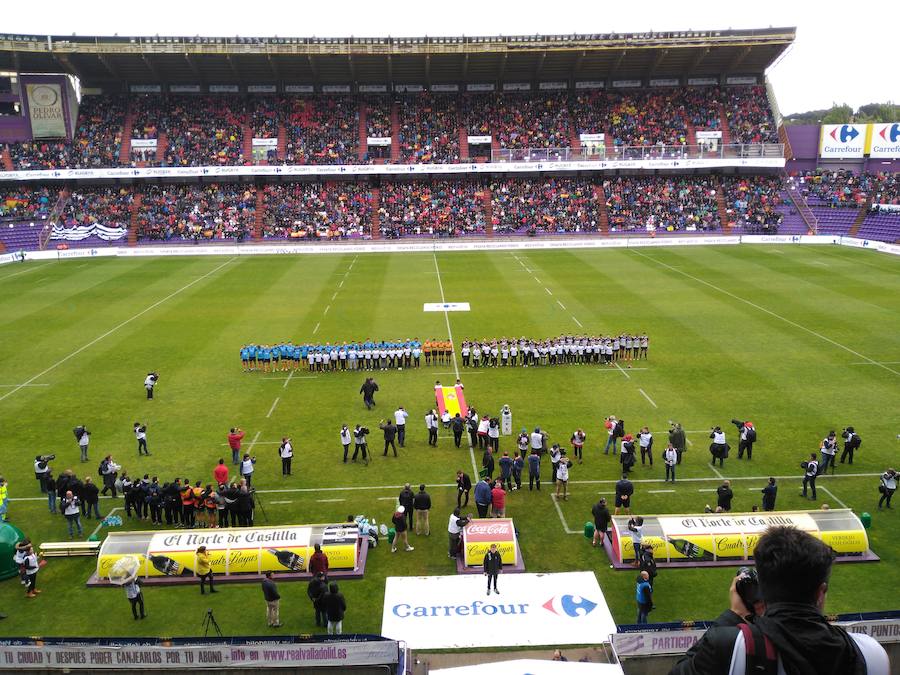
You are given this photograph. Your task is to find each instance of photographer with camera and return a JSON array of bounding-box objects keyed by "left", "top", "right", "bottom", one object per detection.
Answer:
[
  {"left": 709, "top": 426, "right": 728, "bottom": 468},
  {"left": 131, "top": 423, "right": 148, "bottom": 456},
  {"left": 669, "top": 526, "right": 888, "bottom": 675},
  {"left": 352, "top": 424, "right": 369, "bottom": 464},
  {"left": 379, "top": 419, "right": 398, "bottom": 457},
  {"left": 99, "top": 454, "right": 120, "bottom": 498},
  {"left": 732, "top": 420, "right": 756, "bottom": 460},
  {"left": 878, "top": 468, "right": 897, "bottom": 509},
  {"left": 144, "top": 372, "right": 159, "bottom": 400},
  {"left": 840, "top": 427, "right": 862, "bottom": 466},
  {"left": 73, "top": 425, "right": 90, "bottom": 463},
  {"left": 34, "top": 455, "right": 53, "bottom": 494},
  {"left": 801, "top": 453, "right": 819, "bottom": 501},
  {"left": 240, "top": 454, "right": 257, "bottom": 488},
  {"left": 668, "top": 422, "right": 686, "bottom": 464},
  {"left": 819, "top": 431, "right": 838, "bottom": 475},
  {"left": 340, "top": 425, "right": 352, "bottom": 463},
  {"left": 279, "top": 437, "right": 293, "bottom": 476}
]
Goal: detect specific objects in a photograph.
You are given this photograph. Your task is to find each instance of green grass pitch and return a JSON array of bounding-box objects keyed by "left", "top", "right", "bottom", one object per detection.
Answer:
[{"left": 0, "top": 244, "right": 897, "bottom": 638}]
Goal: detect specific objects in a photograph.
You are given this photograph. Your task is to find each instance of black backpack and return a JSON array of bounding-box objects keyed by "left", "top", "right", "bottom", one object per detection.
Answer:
[
  {"left": 615, "top": 420, "right": 625, "bottom": 438},
  {"left": 98, "top": 460, "right": 108, "bottom": 477},
  {"left": 747, "top": 427, "right": 758, "bottom": 443},
  {"left": 851, "top": 434, "right": 862, "bottom": 450}
]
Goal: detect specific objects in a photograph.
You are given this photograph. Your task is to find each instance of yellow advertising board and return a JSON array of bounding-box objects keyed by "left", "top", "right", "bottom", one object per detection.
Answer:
[
  {"left": 97, "top": 524, "right": 358, "bottom": 579},
  {"left": 462, "top": 518, "right": 517, "bottom": 566},
  {"left": 612, "top": 510, "right": 868, "bottom": 564}
]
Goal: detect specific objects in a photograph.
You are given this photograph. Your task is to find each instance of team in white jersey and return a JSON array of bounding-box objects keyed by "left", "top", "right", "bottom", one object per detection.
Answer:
[{"left": 459, "top": 334, "right": 649, "bottom": 367}]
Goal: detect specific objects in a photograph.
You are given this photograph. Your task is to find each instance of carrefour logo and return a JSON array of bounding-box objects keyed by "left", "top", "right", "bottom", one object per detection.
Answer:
[
  {"left": 878, "top": 124, "right": 900, "bottom": 143},
  {"left": 829, "top": 125, "right": 860, "bottom": 143},
  {"left": 542, "top": 594, "right": 598, "bottom": 617}
]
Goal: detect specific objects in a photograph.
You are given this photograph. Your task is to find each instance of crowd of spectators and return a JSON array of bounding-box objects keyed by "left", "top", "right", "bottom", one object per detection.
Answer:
[
  {"left": 69, "top": 96, "right": 126, "bottom": 168},
  {"left": 247, "top": 97, "right": 280, "bottom": 163},
  {"left": 602, "top": 91, "right": 689, "bottom": 149},
  {"left": 722, "top": 86, "right": 778, "bottom": 144},
  {"left": 464, "top": 94, "right": 572, "bottom": 150},
  {"left": 871, "top": 172, "right": 900, "bottom": 206},
  {"left": 397, "top": 94, "right": 460, "bottom": 163},
  {"left": 59, "top": 187, "right": 133, "bottom": 229},
  {"left": 161, "top": 96, "right": 246, "bottom": 166},
  {"left": 604, "top": 176, "right": 719, "bottom": 232},
  {"left": 7, "top": 140, "right": 69, "bottom": 170},
  {"left": 137, "top": 183, "right": 256, "bottom": 241},
  {"left": 284, "top": 97, "right": 358, "bottom": 165},
  {"left": 722, "top": 175, "right": 784, "bottom": 232},
  {"left": 0, "top": 186, "right": 55, "bottom": 220},
  {"left": 364, "top": 98, "right": 392, "bottom": 138},
  {"left": 261, "top": 182, "right": 373, "bottom": 239},
  {"left": 378, "top": 180, "right": 486, "bottom": 237},
  {"left": 490, "top": 178, "right": 600, "bottom": 233}
]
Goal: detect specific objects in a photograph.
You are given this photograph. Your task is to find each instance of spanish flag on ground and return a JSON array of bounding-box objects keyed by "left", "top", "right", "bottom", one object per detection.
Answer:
[{"left": 435, "top": 384, "right": 468, "bottom": 419}]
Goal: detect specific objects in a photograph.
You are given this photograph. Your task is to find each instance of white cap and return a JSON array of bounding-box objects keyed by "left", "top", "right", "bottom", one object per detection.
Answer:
[{"left": 397, "top": 506, "right": 405, "bottom": 514}]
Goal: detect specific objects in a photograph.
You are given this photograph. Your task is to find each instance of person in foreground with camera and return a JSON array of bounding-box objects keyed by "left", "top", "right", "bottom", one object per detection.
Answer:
[
  {"left": 878, "top": 468, "right": 897, "bottom": 509},
  {"left": 669, "top": 526, "right": 888, "bottom": 675},
  {"left": 34, "top": 455, "right": 54, "bottom": 493},
  {"left": 144, "top": 372, "right": 159, "bottom": 400}
]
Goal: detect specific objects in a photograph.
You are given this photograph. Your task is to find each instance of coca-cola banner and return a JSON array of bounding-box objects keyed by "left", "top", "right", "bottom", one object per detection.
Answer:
[
  {"left": 97, "top": 524, "right": 358, "bottom": 580},
  {"left": 610, "top": 509, "right": 869, "bottom": 564},
  {"left": 462, "top": 518, "right": 517, "bottom": 566},
  {"left": 381, "top": 572, "right": 616, "bottom": 649}
]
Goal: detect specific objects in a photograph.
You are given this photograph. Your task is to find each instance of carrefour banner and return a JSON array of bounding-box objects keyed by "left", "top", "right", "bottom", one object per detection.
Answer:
[
  {"left": 610, "top": 509, "right": 868, "bottom": 564},
  {"left": 381, "top": 572, "right": 616, "bottom": 649},
  {"left": 820, "top": 124, "right": 866, "bottom": 158},
  {"left": 97, "top": 524, "right": 358, "bottom": 579},
  {"left": 26, "top": 83, "right": 66, "bottom": 138},
  {"left": 868, "top": 122, "right": 900, "bottom": 158}
]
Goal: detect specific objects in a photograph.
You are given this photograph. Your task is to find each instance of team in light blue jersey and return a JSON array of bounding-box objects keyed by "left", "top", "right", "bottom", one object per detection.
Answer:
[{"left": 240, "top": 339, "right": 433, "bottom": 373}]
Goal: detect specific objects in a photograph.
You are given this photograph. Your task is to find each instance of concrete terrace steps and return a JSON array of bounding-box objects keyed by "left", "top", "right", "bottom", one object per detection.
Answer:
[
  {"left": 119, "top": 105, "right": 134, "bottom": 165},
  {"left": 849, "top": 197, "right": 873, "bottom": 237},
  {"left": 358, "top": 103, "right": 368, "bottom": 163},
  {"left": 155, "top": 132, "right": 167, "bottom": 163},
  {"left": 253, "top": 189, "right": 265, "bottom": 241},
  {"left": 715, "top": 185, "right": 730, "bottom": 232},
  {"left": 128, "top": 193, "right": 142, "bottom": 247},
  {"left": 459, "top": 127, "right": 470, "bottom": 160},
  {"left": 370, "top": 187, "right": 381, "bottom": 239},
  {"left": 593, "top": 184, "right": 609, "bottom": 235},
  {"left": 390, "top": 102, "right": 400, "bottom": 163},
  {"left": 277, "top": 125, "right": 287, "bottom": 161},
  {"left": 717, "top": 104, "right": 733, "bottom": 146},
  {"left": 1, "top": 146, "right": 12, "bottom": 171},
  {"left": 481, "top": 187, "right": 493, "bottom": 237},
  {"left": 242, "top": 122, "right": 253, "bottom": 164}
]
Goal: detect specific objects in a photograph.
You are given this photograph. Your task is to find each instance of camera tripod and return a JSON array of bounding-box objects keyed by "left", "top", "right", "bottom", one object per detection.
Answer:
[
  {"left": 252, "top": 489, "right": 269, "bottom": 523},
  {"left": 202, "top": 608, "right": 223, "bottom": 638}
]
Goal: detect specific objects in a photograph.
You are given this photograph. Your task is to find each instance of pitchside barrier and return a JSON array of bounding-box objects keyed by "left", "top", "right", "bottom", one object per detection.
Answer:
[
  {"left": 0, "top": 635, "right": 403, "bottom": 671},
  {"left": 1, "top": 235, "right": 898, "bottom": 267},
  {"left": 609, "top": 509, "right": 873, "bottom": 568}
]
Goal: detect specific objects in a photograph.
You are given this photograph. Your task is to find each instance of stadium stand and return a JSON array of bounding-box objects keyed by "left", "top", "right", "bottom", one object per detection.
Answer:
[
  {"left": 284, "top": 96, "right": 358, "bottom": 165},
  {"left": 261, "top": 182, "right": 373, "bottom": 239},
  {"left": 60, "top": 186, "right": 132, "bottom": 229},
  {"left": 490, "top": 177, "right": 600, "bottom": 234},
  {"left": 604, "top": 176, "right": 719, "bottom": 232},
  {"left": 136, "top": 183, "right": 256, "bottom": 241},
  {"left": 160, "top": 96, "right": 246, "bottom": 167},
  {"left": 722, "top": 175, "right": 785, "bottom": 233},
  {"left": 378, "top": 180, "right": 487, "bottom": 237},
  {"left": 0, "top": 186, "right": 55, "bottom": 220},
  {"left": 397, "top": 94, "right": 460, "bottom": 164}
]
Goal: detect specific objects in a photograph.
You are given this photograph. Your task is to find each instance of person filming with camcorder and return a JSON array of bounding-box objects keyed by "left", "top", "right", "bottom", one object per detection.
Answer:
[{"left": 34, "top": 455, "right": 55, "bottom": 494}]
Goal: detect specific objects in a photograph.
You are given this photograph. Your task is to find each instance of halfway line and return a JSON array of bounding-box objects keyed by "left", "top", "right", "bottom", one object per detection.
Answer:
[
  {"left": 0, "top": 257, "right": 237, "bottom": 403},
  {"left": 638, "top": 388, "right": 658, "bottom": 408},
  {"left": 266, "top": 397, "right": 280, "bottom": 418}
]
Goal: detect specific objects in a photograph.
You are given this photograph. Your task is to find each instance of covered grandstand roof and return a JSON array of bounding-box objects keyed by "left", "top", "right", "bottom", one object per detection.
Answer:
[{"left": 0, "top": 28, "right": 794, "bottom": 89}]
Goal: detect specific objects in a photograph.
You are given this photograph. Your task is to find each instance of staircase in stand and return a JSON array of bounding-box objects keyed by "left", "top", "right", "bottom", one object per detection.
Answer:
[
  {"left": 686, "top": 122, "right": 697, "bottom": 148},
  {"left": 715, "top": 185, "right": 730, "bottom": 232},
  {"left": 569, "top": 127, "right": 582, "bottom": 158},
  {"left": 390, "top": 102, "right": 400, "bottom": 163},
  {"left": 481, "top": 187, "right": 493, "bottom": 237},
  {"left": 718, "top": 104, "right": 733, "bottom": 146},
  {"left": 277, "top": 125, "right": 287, "bottom": 161},
  {"left": 128, "top": 192, "right": 142, "bottom": 247},
  {"left": 778, "top": 124, "right": 794, "bottom": 161},
  {"left": 593, "top": 184, "right": 609, "bottom": 235},
  {"left": 119, "top": 104, "right": 134, "bottom": 165},
  {"left": 784, "top": 178, "right": 818, "bottom": 234},
  {"left": 1, "top": 146, "right": 12, "bottom": 171},
  {"left": 370, "top": 187, "right": 381, "bottom": 239},
  {"left": 358, "top": 104, "right": 368, "bottom": 162},
  {"left": 604, "top": 130, "right": 615, "bottom": 158},
  {"left": 242, "top": 122, "right": 254, "bottom": 164},
  {"left": 459, "top": 127, "right": 470, "bottom": 161},
  {"left": 41, "top": 189, "right": 71, "bottom": 249},
  {"left": 849, "top": 197, "right": 873, "bottom": 237},
  {"left": 491, "top": 136, "right": 501, "bottom": 162},
  {"left": 155, "top": 132, "right": 168, "bottom": 163},
  {"left": 253, "top": 188, "right": 265, "bottom": 241}
]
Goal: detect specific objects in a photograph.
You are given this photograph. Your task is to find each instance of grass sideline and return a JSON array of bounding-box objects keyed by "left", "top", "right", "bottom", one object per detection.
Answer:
[{"left": 0, "top": 244, "right": 897, "bottom": 638}]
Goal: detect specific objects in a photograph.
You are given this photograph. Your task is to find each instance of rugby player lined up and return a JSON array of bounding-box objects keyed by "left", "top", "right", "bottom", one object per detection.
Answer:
[
  {"left": 459, "top": 334, "right": 649, "bottom": 367},
  {"left": 239, "top": 339, "right": 453, "bottom": 372}
]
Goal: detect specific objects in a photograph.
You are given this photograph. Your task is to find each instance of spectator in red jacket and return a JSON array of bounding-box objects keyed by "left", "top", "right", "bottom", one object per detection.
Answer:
[
  {"left": 491, "top": 480, "right": 507, "bottom": 518},
  {"left": 309, "top": 543, "right": 329, "bottom": 577},
  {"left": 213, "top": 459, "right": 229, "bottom": 486},
  {"left": 228, "top": 428, "right": 245, "bottom": 466}
]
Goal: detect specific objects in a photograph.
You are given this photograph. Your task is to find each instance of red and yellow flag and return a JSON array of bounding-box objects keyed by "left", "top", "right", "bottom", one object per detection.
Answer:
[{"left": 435, "top": 384, "right": 468, "bottom": 419}]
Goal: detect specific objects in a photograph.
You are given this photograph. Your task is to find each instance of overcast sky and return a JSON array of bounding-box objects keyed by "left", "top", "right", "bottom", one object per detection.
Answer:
[{"left": 5, "top": 0, "right": 896, "bottom": 115}]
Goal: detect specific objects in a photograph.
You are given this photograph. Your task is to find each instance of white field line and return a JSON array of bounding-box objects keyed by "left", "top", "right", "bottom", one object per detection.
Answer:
[
  {"left": 0, "top": 384, "right": 49, "bottom": 388},
  {"left": 8, "top": 474, "right": 878, "bottom": 503},
  {"left": 545, "top": 287, "right": 553, "bottom": 295},
  {"left": 432, "top": 252, "right": 477, "bottom": 478},
  {"left": 323, "top": 305, "right": 330, "bottom": 315},
  {"left": 266, "top": 397, "right": 280, "bottom": 418},
  {"left": 647, "top": 489, "right": 675, "bottom": 494},
  {"left": 339, "top": 280, "right": 344, "bottom": 288},
  {"left": 533, "top": 277, "right": 542, "bottom": 284},
  {"left": 36, "top": 277, "right": 50, "bottom": 282},
  {"left": 0, "top": 257, "right": 237, "bottom": 403},
  {"left": 708, "top": 464, "right": 726, "bottom": 479},
  {"left": 572, "top": 316, "right": 583, "bottom": 328},
  {"left": 820, "top": 485, "right": 848, "bottom": 509},
  {"left": 850, "top": 361, "right": 900, "bottom": 366},
  {"left": 0, "top": 262, "right": 51, "bottom": 282},
  {"left": 377, "top": 496, "right": 399, "bottom": 501},
  {"left": 332, "top": 292, "right": 338, "bottom": 301},
  {"left": 261, "top": 375, "right": 317, "bottom": 381},
  {"left": 247, "top": 430, "right": 262, "bottom": 455},
  {"left": 557, "top": 300, "right": 567, "bottom": 310},
  {"left": 282, "top": 370, "right": 295, "bottom": 389},
  {"left": 698, "top": 488, "right": 719, "bottom": 493},
  {"left": 614, "top": 362, "right": 631, "bottom": 379},
  {"left": 686, "top": 438, "right": 694, "bottom": 447},
  {"left": 313, "top": 322, "right": 320, "bottom": 334},
  {"left": 269, "top": 501, "right": 293, "bottom": 505},
  {"left": 551, "top": 494, "right": 580, "bottom": 534},
  {"left": 631, "top": 248, "right": 900, "bottom": 377},
  {"left": 76, "top": 263, "right": 89, "bottom": 269},
  {"left": 315, "top": 498, "right": 346, "bottom": 503},
  {"left": 638, "top": 388, "right": 658, "bottom": 408},
  {"left": 88, "top": 507, "right": 123, "bottom": 539}
]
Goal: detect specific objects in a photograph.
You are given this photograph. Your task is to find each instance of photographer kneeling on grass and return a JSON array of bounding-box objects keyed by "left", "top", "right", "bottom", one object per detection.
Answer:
[{"left": 669, "top": 526, "right": 888, "bottom": 675}]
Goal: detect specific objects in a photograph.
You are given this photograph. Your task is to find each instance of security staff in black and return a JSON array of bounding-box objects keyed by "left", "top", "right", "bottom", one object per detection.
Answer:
[{"left": 483, "top": 544, "right": 502, "bottom": 595}]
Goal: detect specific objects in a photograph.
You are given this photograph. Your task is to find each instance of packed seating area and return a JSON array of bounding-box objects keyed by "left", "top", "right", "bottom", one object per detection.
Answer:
[
  {"left": 60, "top": 187, "right": 132, "bottom": 228},
  {"left": 794, "top": 170, "right": 900, "bottom": 208},
  {"left": 491, "top": 178, "right": 600, "bottom": 233},
  {"left": 284, "top": 97, "right": 358, "bottom": 165},
  {"left": 2, "top": 87, "right": 784, "bottom": 169},
  {"left": 722, "top": 175, "right": 784, "bottom": 232},
  {"left": 604, "top": 176, "right": 719, "bottom": 232},
  {"left": 378, "top": 180, "right": 486, "bottom": 237},
  {"left": 137, "top": 183, "right": 256, "bottom": 241},
  {"left": 0, "top": 186, "right": 55, "bottom": 220},
  {"left": 397, "top": 94, "right": 460, "bottom": 163},
  {"left": 160, "top": 96, "right": 245, "bottom": 166},
  {"left": 261, "top": 182, "right": 373, "bottom": 239}
]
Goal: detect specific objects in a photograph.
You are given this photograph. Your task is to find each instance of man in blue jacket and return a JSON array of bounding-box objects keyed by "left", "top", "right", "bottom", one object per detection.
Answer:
[{"left": 474, "top": 477, "right": 492, "bottom": 518}]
